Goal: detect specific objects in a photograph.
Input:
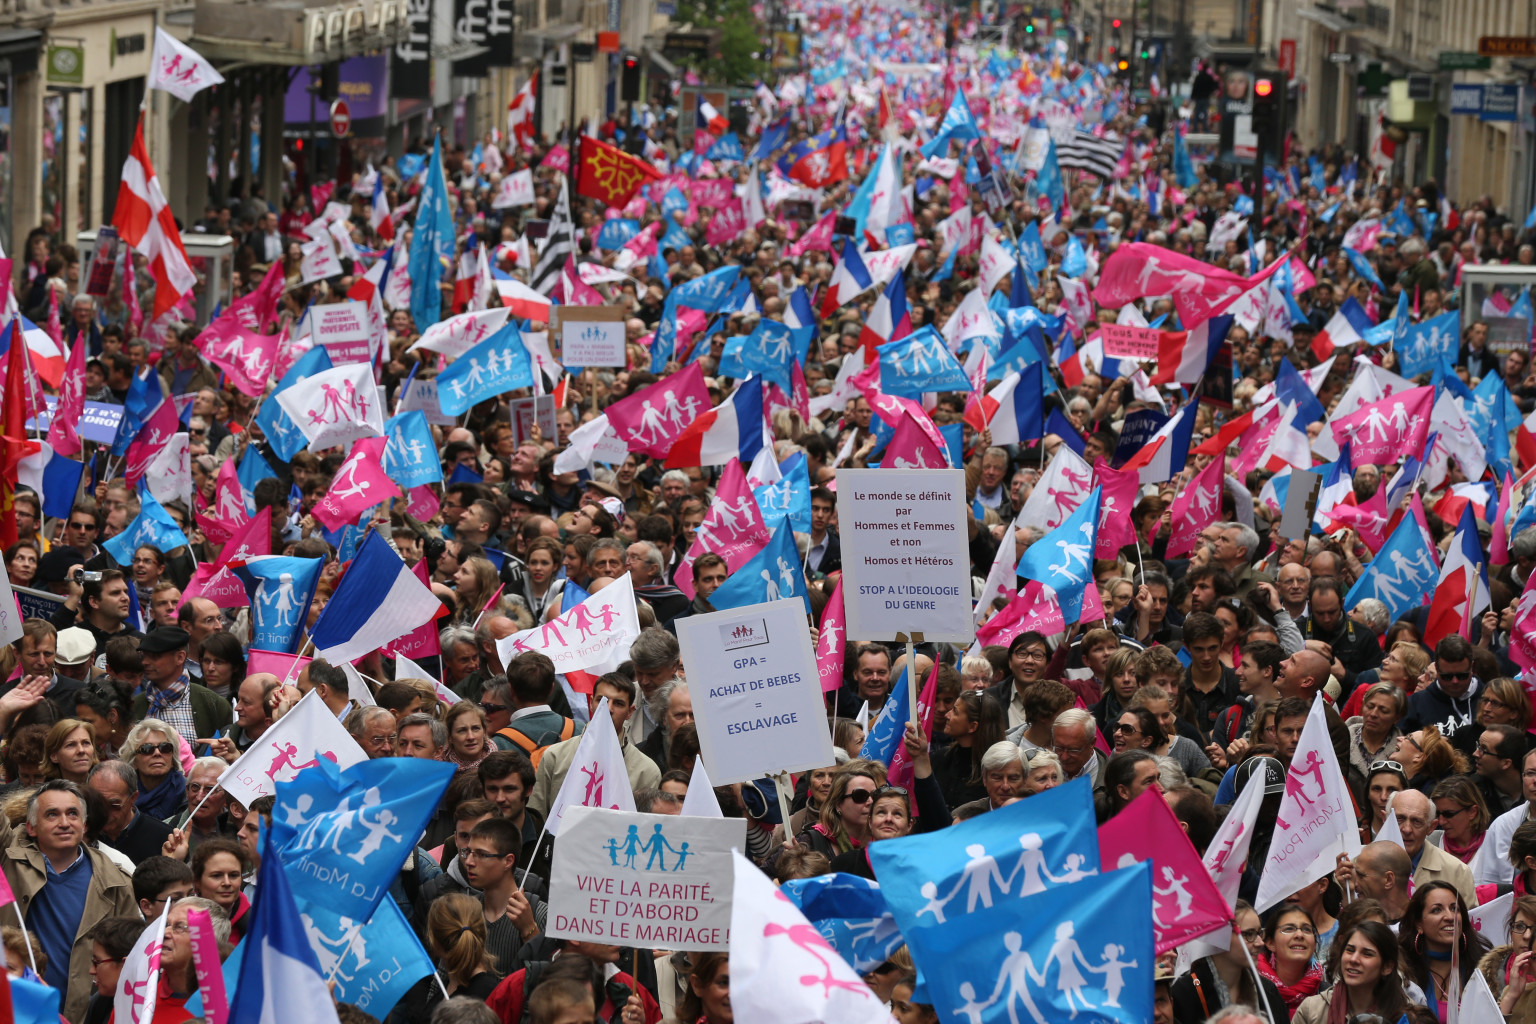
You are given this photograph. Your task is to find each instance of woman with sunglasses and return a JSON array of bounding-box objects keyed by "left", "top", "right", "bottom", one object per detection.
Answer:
[
  {"left": 1290, "top": 920, "right": 1409, "bottom": 1024},
  {"left": 1478, "top": 893, "right": 1536, "bottom": 1021},
  {"left": 792, "top": 760, "right": 886, "bottom": 858},
  {"left": 1431, "top": 776, "right": 1492, "bottom": 864},
  {"left": 828, "top": 784, "right": 916, "bottom": 880},
  {"left": 1399, "top": 880, "right": 1490, "bottom": 1020},
  {"left": 1397, "top": 726, "right": 1470, "bottom": 794},
  {"left": 1111, "top": 708, "right": 1165, "bottom": 756},
  {"left": 121, "top": 718, "right": 188, "bottom": 820}
]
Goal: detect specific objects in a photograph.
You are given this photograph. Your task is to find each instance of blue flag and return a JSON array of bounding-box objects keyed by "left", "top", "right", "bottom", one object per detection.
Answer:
[
  {"left": 1047, "top": 408, "right": 1085, "bottom": 455},
  {"left": 921, "top": 90, "right": 982, "bottom": 157},
  {"left": 383, "top": 410, "right": 443, "bottom": 489},
  {"left": 753, "top": 452, "right": 812, "bottom": 532},
  {"left": 9, "top": 972, "right": 62, "bottom": 1024},
  {"left": 1015, "top": 486, "right": 1100, "bottom": 622},
  {"left": 708, "top": 522, "right": 811, "bottom": 615},
  {"left": 1471, "top": 372, "right": 1525, "bottom": 442},
  {"left": 237, "top": 445, "right": 276, "bottom": 515},
  {"left": 293, "top": 894, "right": 434, "bottom": 1018},
  {"left": 756, "top": 118, "right": 789, "bottom": 161},
  {"left": 436, "top": 321, "right": 533, "bottom": 416},
  {"left": 446, "top": 461, "right": 483, "bottom": 485},
  {"left": 706, "top": 132, "right": 746, "bottom": 161},
  {"left": 729, "top": 319, "right": 797, "bottom": 395},
  {"left": 595, "top": 218, "right": 640, "bottom": 250},
  {"left": 1037, "top": 140, "right": 1065, "bottom": 209},
  {"left": 661, "top": 188, "right": 692, "bottom": 222},
  {"left": 780, "top": 872, "right": 907, "bottom": 974},
  {"left": 1273, "top": 358, "right": 1325, "bottom": 425},
  {"left": 1018, "top": 221, "right": 1048, "bottom": 273},
  {"left": 102, "top": 482, "right": 190, "bottom": 564},
  {"left": 1397, "top": 309, "right": 1461, "bottom": 378},
  {"left": 1343, "top": 246, "right": 1384, "bottom": 291},
  {"left": 906, "top": 861, "right": 1156, "bottom": 1024},
  {"left": 878, "top": 326, "right": 972, "bottom": 397},
  {"left": 272, "top": 755, "right": 457, "bottom": 921},
  {"left": 1061, "top": 235, "right": 1087, "bottom": 278},
  {"left": 40, "top": 454, "right": 84, "bottom": 520},
  {"left": 673, "top": 265, "right": 742, "bottom": 314},
  {"left": 257, "top": 346, "right": 335, "bottom": 462},
  {"left": 1173, "top": 127, "right": 1197, "bottom": 188},
  {"left": 111, "top": 369, "right": 163, "bottom": 456},
  {"left": 1345, "top": 516, "right": 1437, "bottom": 624},
  {"left": 408, "top": 134, "right": 455, "bottom": 330},
  {"left": 859, "top": 663, "right": 910, "bottom": 767},
  {"left": 230, "top": 556, "right": 324, "bottom": 653},
  {"left": 230, "top": 823, "right": 343, "bottom": 1024}
]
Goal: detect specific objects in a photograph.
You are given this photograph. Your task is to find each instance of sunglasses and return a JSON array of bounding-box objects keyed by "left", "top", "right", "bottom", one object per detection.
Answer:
[
  {"left": 1369, "top": 760, "right": 1404, "bottom": 774},
  {"left": 1439, "top": 670, "right": 1472, "bottom": 681},
  {"left": 479, "top": 702, "right": 508, "bottom": 715},
  {"left": 137, "top": 742, "right": 176, "bottom": 756}
]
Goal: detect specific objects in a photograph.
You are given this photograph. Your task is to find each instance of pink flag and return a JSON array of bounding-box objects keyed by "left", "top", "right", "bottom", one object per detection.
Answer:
[
  {"left": 788, "top": 212, "right": 835, "bottom": 256},
  {"left": 816, "top": 576, "right": 846, "bottom": 693},
  {"left": 312, "top": 436, "right": 400, "bottom": 531},
  {"left": 541, "top": 144, "right": 570, "bottom": 172},
  {"left": 229, "top": 262, "right": 285, "bottom": 332},
  {"left": 560, "top": 255, "right": 606, "bottom": 306},
  {"left": 884, "top": 410, "right": 948, "bottom": 468},
  {"left": 46, "top": 338, "right": 87, "bottom": 457},
  {"left": 45, "top": 286, "right": 62, "bottom": 346},
  {"left": 247, "top": 648, "right": 312, "bottom": 678},
  {"left": 1326, "top": 490, "right": 1388, "bottom": 554},
  {"left": 676, "top": 460, "right": 770, "bottom": 599},
  {"left": 1092, "top": 242, "right": 1246, "bottom": 310},
  {"left": 1098, "top": 789, "right": 1233, "bottom": 953},
  {"left": 1329, "top": 385, "right": 1435, "bottom": 467},
  {"left": 1093, "top": 459, "right": 1140, "bottom": 558},
  {"left": 384, "top": 559, "right": 442, "bottom": 661},
  {"left": 887, "top": 661, "right": 937, "bottom": 793},
  {"left": 179, "top": 562, "right": 254, "bottom": 610},
  {"left": 688, "top": 177, "right": 735, "bottom": 207},
  {"left": 606, "top": 362, "right": 712, "bottom": 459},
  {"left": 211, "top": 458, "right": 251, "bottom": 523},
  {"left": 1165, "top": 455, "right": 1226, "bottom": 558},
  {"left": 201, "top": 318, "right": 277, "bottom": 397},
  {"left": 213, "top": 507, "right": 273, "bottom": 569},
  {"left": 124, "top": 399, "right": 180, "bottom": 486},
  {"left": 187, "top": 908, "right": 228, "bottom": 1024},
  {"left": 704, "top": 199, "right": 746, "bottom": 247},
  {"left": 195, "top": 507, "right": 240, "bottom": 547},
  {"left": 406, "top": 483, "right": 440, "bottom": 522},
  {"left": 1080, "top": 574, "right": 1108, "bottom": 625}
]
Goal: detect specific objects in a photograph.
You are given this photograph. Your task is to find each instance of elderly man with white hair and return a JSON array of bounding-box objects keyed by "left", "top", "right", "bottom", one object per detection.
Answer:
[
  {"left": 1051, "top": 708, "right": 1107, "bottom": 792},
  {"left": 638, "top": 678, "right": 693, "bottom": 772}
]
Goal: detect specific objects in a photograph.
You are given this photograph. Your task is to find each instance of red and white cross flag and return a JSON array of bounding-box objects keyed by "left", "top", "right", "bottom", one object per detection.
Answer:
[{"left": 112, "top": 118, "right": 197, "bottom": 322}]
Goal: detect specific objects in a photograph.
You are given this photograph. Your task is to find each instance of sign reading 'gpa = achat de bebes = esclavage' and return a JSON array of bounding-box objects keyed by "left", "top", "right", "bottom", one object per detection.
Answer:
[
  {"left": 835, "top": 468, "right": 974, "bottom": 643},
  {"left": 548, "top": 806, "right": 745, "bottom": 950}
]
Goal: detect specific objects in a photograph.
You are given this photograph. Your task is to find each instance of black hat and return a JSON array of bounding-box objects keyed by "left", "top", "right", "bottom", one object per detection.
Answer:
[
  {"left": 1235, "top": 755, "right": 1285, "bottom": 797},
  {"left": 505, "top": 488, "right": 550, "bottom": 512},
  {"left": 35, "top": 547, "right": 85, "bottom": 587},
  {"left": 139, "top": 627, "right": 191, "bottom": 654}
]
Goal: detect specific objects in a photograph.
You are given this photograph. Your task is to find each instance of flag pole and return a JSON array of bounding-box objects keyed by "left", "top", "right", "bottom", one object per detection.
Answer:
[
  {"left": 518, "top": 829, "right": 547, "bottom": 888},
  {"left": 472, "top": 583, "right": 505, "bottom": 630},
  {"left": 10, "top": 904, "right": 40, "bottom": 977},
  {"left": 773, "top": 771, "right": 794, "bottom": 832},
  {"left": 1235, "top": 923, "right": 1276, "bottom": 1024},
  {"left": 326, "top": 922, "right": 365, "bottom": 986}
]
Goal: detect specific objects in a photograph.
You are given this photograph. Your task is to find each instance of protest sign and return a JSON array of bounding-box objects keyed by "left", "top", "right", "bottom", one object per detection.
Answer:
[
  {"left": 675, "top": 598, "right": 835, "bottom": 785},
  {"left": 548, "top": 805, "right": 744, "bottom": 950},
  {"left": 312, "top": 301, "right": 373, "bottom": 364},
  {"left": 0, "top": 572, "right": 22, "bottom": 646},
  {"left": 13, "top": 584, "right": 66, "bottom": 623},
  {"left": 81, "top": 401, "right": 125, "bottom": 443},
  {"left": 1099, "top": 323, "right": 1161, "bottom": 359},
  {"left": 394, "top": 378, "right": 456, "bottom": 426},
  {"left": 835, "top": 468, "right": 973, "bottom": 643},
  {"left": 510, "top": 395, "right": 558, "bottom": 445},
  {"left": 554, "top": 305, "right": 626, "bottom": 366}
]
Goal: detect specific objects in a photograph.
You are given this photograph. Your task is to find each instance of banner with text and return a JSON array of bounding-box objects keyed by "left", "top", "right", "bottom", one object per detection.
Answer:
[{"left": 1099, "top": 324, "right": 1161, "bottom": 360}]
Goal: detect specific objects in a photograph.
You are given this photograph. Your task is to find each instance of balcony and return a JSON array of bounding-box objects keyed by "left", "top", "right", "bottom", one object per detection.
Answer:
[{"left": 191, "top": 0, "right": 411, "bottom": 65}]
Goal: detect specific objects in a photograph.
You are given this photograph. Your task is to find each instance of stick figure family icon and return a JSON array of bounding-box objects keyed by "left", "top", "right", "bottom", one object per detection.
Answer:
[{"left": 604, "top": 823, "right": 694, "bottom": 872}]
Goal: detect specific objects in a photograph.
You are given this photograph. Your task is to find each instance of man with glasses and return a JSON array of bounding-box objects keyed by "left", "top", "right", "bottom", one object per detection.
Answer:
[
  {"left": 129, "top": 855, "right": 196, "bottom": 921},
  {"left": 166, "top": 757, "right": 236, "bottom": 849},
  {"left": 1400, "top": 634, "right": 1480, "bottom": 747},
  {"left": 1473, "top": 723, "right": 1528, "bottom": 816},
  {"left": 175, "top": 596, "right": 224, "bottom": 686},
  {"left": 1475, "top": 746, "right": 1536, "bottom": 886},
  {"left": 1051, "top": 708, "right": 1106, "bottom": 791},
  {"left": 459, "top": 816, "right": 545, "bottom": 974},
  {"left": 58, "top": 504, "right": 103, "bottom": 561},
  {"left": 87, "top": 760, "right": 175, "bottom": 863},
  {"left": 347, "top": 706, "right": 400, "bottom": 760},
  {"left": 1393, "top": 789, "right": 1477, "bottom": 907}
]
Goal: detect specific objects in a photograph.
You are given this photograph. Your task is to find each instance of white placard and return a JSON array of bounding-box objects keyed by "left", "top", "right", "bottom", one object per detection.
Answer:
[
  {"left": 558, "top": 307, "right": 627, "bottom": 368},
  {"left": 394, "top": 378, "right": 457, "bottom": 426},
  {"left": 548, "top": 806, "right": 744, "bottom": 950},
  {"left": 675, "top": 598, "right": 836, "bottom": 786},
  {"left": 0, "top": 571, "right": 23, "bottom": 647},
  {"left": 300, "top": 237, "right": 343, "bottom": 283},
  {"left": 510, "top": 394, "right": 558, "bottom": 445},
  {"left": 312, "top": 300, "right": 371, "bottom": 347},
  {"left": 834, "top": 468, "right": 974, "bottom": 643}
]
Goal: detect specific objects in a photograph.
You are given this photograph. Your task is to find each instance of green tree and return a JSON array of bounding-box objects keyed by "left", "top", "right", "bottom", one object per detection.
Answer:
[{"left": 672, "top": 0, "right": 764, "bottom": 85}]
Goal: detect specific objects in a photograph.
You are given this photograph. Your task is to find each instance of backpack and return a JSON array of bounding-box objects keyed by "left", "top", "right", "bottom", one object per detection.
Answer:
[{"left": 496, "top": 717, "right": 576, "bottom": 769}]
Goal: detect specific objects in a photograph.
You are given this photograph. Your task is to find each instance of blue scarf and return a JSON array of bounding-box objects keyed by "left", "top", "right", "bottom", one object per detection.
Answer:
[{"left": 137, "top": 769, "right": 187, "bottom": 820}]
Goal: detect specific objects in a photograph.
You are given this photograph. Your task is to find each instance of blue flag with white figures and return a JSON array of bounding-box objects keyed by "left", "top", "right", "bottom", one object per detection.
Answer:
[
  {"left": 650, "top": 294, "right": 681, "bottom": 372},
  {"left": 436, "top": 321, "right": 533, "bottom": 416},
  {"left": 706, "top": 132, "right": 746, "bottom": 161},
  {"left": 294, "top": 894, "right": 434, "bottom": 1018},
  {"left": 1397, "top": 310, "right": 1461, "bottom": 379},
  {"left": 780, "top": 872, "right": 907, "bottom": 974},
  {"left": 1173, "top": 127, "right": 1197, "bottom": 188},
  {"left": 1015, "top": 487, "right": 1100, "bottom": 622},
  {"left": 383, "top": 410, "right": 443, "bottom": 489},
  {"left": 868, "top": 777, "right": 1100, "bottom": 938},
  {"left": 1344, "top": 516, "right": 1437, "bottom": 624},
  {"left": 721, "top": 320, "right": 796, "bottom": 395},
  {"left": 1036, "top": 140, "right": 1065, "bottom": 210},
  {"left": 673, "top": 265, "right": 742, "bottom": 314},
  {"left": 595, "top": 218, "right": 640, "bottom": 250},
  {"left": 230, "top": 556, "right": 323, "bottom": 654},
  {"left": 878, "top": 327, "right": 972, "bottom": 398},
  {"left": 112, "top": 368, "right": 163, "bottom": 455},
  {"left": 1062, "top": 236, "right": 1087, "bottom": 278},
  {"left": 905, "top": 861, "right": 1156, "bottom": 1024},
  {"left": 707, "top": 523, "right": 811, "bottom": 615},
  {"left": 230, "top": 825, "right": 343, "bottom": 1024},
  {"left": 921, "top": 90, "right": 982, "bottom": 157},
  {"left": 1018, "top": 221, "right": 1048, "bottom": 273},
  {"left": 408, "top": 134, "right": 455, "bottom": 330},
  {"left": 859, "top": 664, "right": 910, "bottom": 768},
  {"left": 102, "top": 482, "right": 191, "bottom": 564},
  {"left": 257, "top": 346, "right": 336, "bottom": 462},
  {"left": 237, "top": 445, "right": 275, "bottom": 515},
  {"left": 1471, "top": 372, "right": 1525, "bottom": 443},
  {"left": 272, "top": 755, "right": 456, "bottom": 922},
  {"left": 753, "top": 452, "right": 812, "bottom": 532}
]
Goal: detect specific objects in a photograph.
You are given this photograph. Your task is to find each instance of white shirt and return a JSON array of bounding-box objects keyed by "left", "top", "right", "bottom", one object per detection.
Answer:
[{"left": 1472, "top": 801, "right": 1534, "bottom": 885}]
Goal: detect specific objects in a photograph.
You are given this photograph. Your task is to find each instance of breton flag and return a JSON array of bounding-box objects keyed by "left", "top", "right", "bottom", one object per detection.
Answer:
[
  {"left": 112, "top": 117, "right": 196, "bottom": 322},
  {"left": 146, "top": 28, "right": 224, "bottom": 102},
  {"left": 543, "top": 696, "right": 636, "bottom": 836},
  {"left": 529, "top": 178, "right": 573, "bottom": 296},
  {"left": 308, "top": 529, "right": 445, "bottom": 663},
  {"left": 665, "top": 376, "right": 767, "bottom": 468},
  {"left": 1423, "top": 504, "right": 1492, "bottom": 649},
  {"left": 1056, "top": 128, "right": 1121, "bottom": 179}
]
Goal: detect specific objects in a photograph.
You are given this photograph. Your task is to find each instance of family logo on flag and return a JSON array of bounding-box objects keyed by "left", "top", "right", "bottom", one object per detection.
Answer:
[
  {"left": 115, "top": 902, "right": 170, "bottom": 1024},
  {"left": 275, "top": 361, "right": 385, "bottom": 452},
  {"left": 606, "top": 362, "right": 712, "bottom": 459},
  {"left": 229, "top": 555, "right": 323, "bottom": 654},
  {"left": 542, "top": 696, "right": 636, "bottom": 836},
  {"left": 495, "top": 572, "right": 641, "bottom": 676},
  {"left": 218, "top": 689, "right": 367, "bottom": 806}
]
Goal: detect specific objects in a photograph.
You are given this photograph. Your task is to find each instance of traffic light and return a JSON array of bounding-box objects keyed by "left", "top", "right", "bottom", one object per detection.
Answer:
[
  {"left": 1024, "top": 22, "right": 1034, "bottom": 32},
  {"left": 621, "top": 52, "right": 641, "bottom": 102},
  {"left": 1111, "top": 18, "right": 1121, "bottom": 27},
  {"left": 1250, "top": 72, "right": 1287, "bottom": 167},
  {"left": 1254, "top": 76, "right": 1274, "bottom": 98}
]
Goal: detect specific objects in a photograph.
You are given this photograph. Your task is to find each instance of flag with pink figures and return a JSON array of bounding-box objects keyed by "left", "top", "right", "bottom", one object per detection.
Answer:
[
  {"left": 217, "top": 690, "right": 368, "bottom": 806},
  {"left": 275, "top": 361, "right": 386, "bottom": 451},
  {"left": 540, "top": 696, "right": 637, "bottom": 836},
  {"left": 675, "top": 460, "right": 771, "bottom": 600},
  {"left": 494, "top": 572, "right": 641, "bottom": 677}
]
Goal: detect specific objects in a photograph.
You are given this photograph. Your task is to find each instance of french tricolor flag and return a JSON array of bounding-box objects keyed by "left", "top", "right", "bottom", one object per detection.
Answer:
[
  {"left": 821, "top": 238, "right": 875, "bottom": 316},
  {"left": 697, "top": 100, "right": 729, "bottom": 136},
  {"left": 1121, "top": 395, "right": 1203, "bottom": 484},
  {"left": 859, "top": 270, "right": 912, "bottom": 358},
  {"left": 1310, "top": 298, "right": 1375, "bottom": 361},
  {"left": 1423, "top": 504, "right": 1491, "bottom": 649},
  {"left": 307, "top": 529, "right": 447, "bottom": 664},
  {"left": 665, "top": 377, "right": 766, "bottom": 468},
  {"left": 369, "top": 173, "right": 394, "bottom": 241},
  {"left": 979, "top": 363, "right": 1045, "bottom": 446},
  {"left": 1150, "top": 314, "right": 1233, "bottom": 387}
]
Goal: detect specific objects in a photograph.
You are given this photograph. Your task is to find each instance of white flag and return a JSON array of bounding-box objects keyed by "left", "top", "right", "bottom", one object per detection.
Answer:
[
  {"left": 217, "top": 690, "right": 368, "bottom": 806},
  {"left": 115, "top": 901, "right": 171, "bottom": 1024},
  {"left": 974, "top": 525, "right": 1018, "bottom": 626},
  {"left": 1182, "top": 762, "right": 1267, "bottom": 959},
  {"left": 941, "top": 285, "right": 997, "bottom": 346},
  {"left": 543, "top": 696, "right": 636, "bottom": 836},
  {"left": 299, "top": 236, "right": 343, "bottom": 284},
  {"left": 274, "top": 361, "right": 385, "bottom": 452},
  {"left": 1375, "top": 790, "right": 1406, "bottom": 850},
  {"left": 977, "top": 233, "right": 1018, "bottom": 296},
  {"left": 495, "top": 573, "right": 640, "bottom": 676},
  {"left": 493, "top": 169, "right": 536, "bottom": 209},
  {"left": 552, "top": 413, "right": 628, "bottom": 474},
  {"left": 1470, "top": 891, "right": 1513, "bottom": 948},
  {"left": 1458, "top": 969, "right": 1502, "bottom": 1024},
  {"left": 146, "top": 28, "right": 225, "bottom": 102},
  {"left": 680, "top": 757, "right": 724, "bottom": 818},
  {"left": 339, "top": 662, "right": 379, "bottom": 707},
  {"left": 407, "top": 307, "right": 512, "bottom": 359},
  {"left": 1255, "top": 695, "right": 1362, "bottom": 911},
  {"left": 1018, "top": 445, "right": 1094, "bottom": 532},
  {"left": 145, "top": 432, "right": 192, "bottom": 513},
  {"left": 395, "top": 652, "right": 458, "bottom": 706},
  {"left": 728, "top": 850, "right": 891, "bottom": 1024}
]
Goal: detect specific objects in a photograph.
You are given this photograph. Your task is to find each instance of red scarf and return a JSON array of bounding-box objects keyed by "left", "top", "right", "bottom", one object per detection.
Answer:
[
  {"left": 1443, "top": 831, "right": 1485, "bottom": 864},
  {"left": 1256, "top": 952, "right": 1325, "bottom": 1015}
]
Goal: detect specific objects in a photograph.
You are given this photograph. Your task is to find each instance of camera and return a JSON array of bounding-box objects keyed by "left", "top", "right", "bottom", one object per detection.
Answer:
[{"left": 72, "top": 569, "right": 103, "bottom": 583}]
